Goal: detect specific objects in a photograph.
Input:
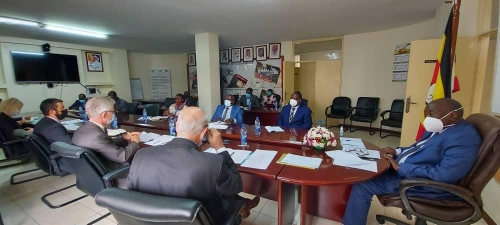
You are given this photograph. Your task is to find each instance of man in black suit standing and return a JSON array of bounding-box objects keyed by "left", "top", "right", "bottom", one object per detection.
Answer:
[
  {"left": 127, "top": 107, "right": 260, "bottom": 224},
  {"left": 34, "top": 98, "right": 73, "bottom": 172}
]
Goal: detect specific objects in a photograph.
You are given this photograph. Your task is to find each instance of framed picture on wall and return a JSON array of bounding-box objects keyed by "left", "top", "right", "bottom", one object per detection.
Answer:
[
  {"left": 256, "top": 45, "right": 267, "bottom": 61},
  {"left": 188, "top": 53, "right": 196, "bottom": 66},
  {"left": 220, "top": 49, "right": 230, "bottom": 64},
  {"left": 243, "top": 47, "right": 254, "bottom": 62},
  {"left": 231, "top": 48, "right": 241, "bottom": 62},
  {"left": 268, "top": 43, "right": 281, "bottom": 59},
  {"left": 85, "top": 52, "right": 104, "bottom": 72}
]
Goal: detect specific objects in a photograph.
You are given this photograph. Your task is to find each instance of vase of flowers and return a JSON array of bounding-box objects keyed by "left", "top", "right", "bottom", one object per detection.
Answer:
[{"left": 303, "top": 126, "right": 337, "bottom": 150}]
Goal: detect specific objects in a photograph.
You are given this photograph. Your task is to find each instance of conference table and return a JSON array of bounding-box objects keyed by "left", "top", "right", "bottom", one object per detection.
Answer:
[
  {"left": 116, "top": 114, "right": 390, "bottom": 225},
  {"left": 242, "top": 108, "right": 281, "bottom": 126}
]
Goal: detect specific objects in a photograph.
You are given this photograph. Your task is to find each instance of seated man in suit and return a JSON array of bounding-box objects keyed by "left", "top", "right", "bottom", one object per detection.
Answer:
[
  {"left": 72, "top": 96, "right": 140, "bottom": 172},
  {"left": 107, "top": 91, "right": 128, "bottom": 112},
  {"left": 342, "top": 98, "right": 482, "bottom": 225},
  {"left": 211, "top": 95, "right": 243, "bottom": 125},
  {"left": 127, "top": 107, "right": 260, "bottom": 224},
  {"left": 238, "top": 88, "right": 260, "bottom": 109},
  {"left": 278, "top": 91, "right": 312, "bottom": 129},
  {"left": 68, "top": 93, "right": 86, "bottom": 110}
]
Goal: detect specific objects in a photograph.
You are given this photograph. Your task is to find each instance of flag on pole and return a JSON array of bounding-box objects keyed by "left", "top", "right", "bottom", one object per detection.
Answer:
[{"left": 415, "top": 10, "right": 460, "bottom": 141}]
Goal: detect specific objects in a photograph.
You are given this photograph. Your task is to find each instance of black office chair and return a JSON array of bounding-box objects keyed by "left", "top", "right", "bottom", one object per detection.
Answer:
[
  {"left": 96, "top": 188, "right": 245, "bottom": 225},
  {"left": 275, "top": 94, "right": 282, "bottom": 108},
  {"left": 325, "top": 97, "right": 352, "bottom": 129},
  {"left": 301, "top": 99, "right": 308, "bottom": 106},
  {"left": 185, "top": 96, "right": 198, "bottom": 107},
  {"left": 349, "top": 97, "right": 380, "bottom": 135},
  {"left": 126, "top": 102, "right": 139, "bottom": 115},
  {"left": 164, "top": 98, "right": 176, "bottom": 108},
  {"left": 0, "top": 128, "right": 31, "bottom": 169},
  {"left": 145, "top": 104, "right": 161, "bottom": 117},
  {"left": 379, "top": 99, "right": 404, "bottom": 138},
  {"left": 51, "top": 142, "right": 130, "bottom": 225}
]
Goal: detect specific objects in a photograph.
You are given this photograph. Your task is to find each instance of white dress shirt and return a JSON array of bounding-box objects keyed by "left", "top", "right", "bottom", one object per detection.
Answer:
[
  {"left": 90, "top": 121, "right": 106, "bottom": 132},
  {"left": 222, "top": 106, "right": 233, "bottom": 121},
  {"left": 289, "top": 105, "right": 299, "bottom": 118},
  {"left": 395, "top": 126, "right": 452, "bottom": 163}
]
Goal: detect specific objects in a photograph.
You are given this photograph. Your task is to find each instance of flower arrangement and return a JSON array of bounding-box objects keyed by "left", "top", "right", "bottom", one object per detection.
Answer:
[{"left": 303, "top": 126, "right": 337, "bottom": 150}]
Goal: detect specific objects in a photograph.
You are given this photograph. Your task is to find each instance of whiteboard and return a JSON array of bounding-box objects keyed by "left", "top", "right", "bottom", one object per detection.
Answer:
[
  {"left": 130, "top": 78, "right": 144, "bottom": 100},
  {"left": 150, "top": 68, "right": 172, "bottom": 100}
]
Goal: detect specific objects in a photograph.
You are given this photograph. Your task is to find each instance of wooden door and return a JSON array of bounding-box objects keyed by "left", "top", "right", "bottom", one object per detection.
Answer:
[{"left": 283, "top": 62, "right": 295, "bottom": 103}]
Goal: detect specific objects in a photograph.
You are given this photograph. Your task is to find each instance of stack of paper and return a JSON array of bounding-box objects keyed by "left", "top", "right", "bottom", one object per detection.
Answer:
[
  {"left": 208, "top": 122, "right": 228, "bottom": 129},
  {"left": 139, "top": 131, "right": 161, "bottom": 142},
  {"left": 204, "top": 148, "right": 252, "bottom": 164},
  {"left": 240, "top": 150, "right": 277, "bottom": 170},
  {"left": 137, "top": 116, "right": 153, "bottom": 120},
  {"left": 340, "top": 137, "right": 366, "bottom": 150},
  {"left": 326, "top": 150, "right": 378, "bottom": 173},
  {"left": 61, "top": 119, "right": 83, "bottom": 125},
  {"left": 144, "top": 135, "right": 176, "bottom": 146},
  {"left": 150, "top": 116, "right": 170, "bottom": 121},
  {"left": 277, "top": 154, "right": 322, "bottom": 169},
  {"left": 107, "top": 129, "right": 127, "bottom": 136},
  {"left": 63, "top": 124, "right": 80, "bottom": 131},
  {"left": 265, "top": 126, "right": 284, "bottom": 133}
]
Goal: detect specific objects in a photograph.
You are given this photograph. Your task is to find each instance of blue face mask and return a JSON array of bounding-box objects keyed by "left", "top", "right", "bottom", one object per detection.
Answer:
[
  {"left": 245, "top": 93, "right": 251, "bottom": 98},
  {"left": 79, "top": 100, "right": 85, "bottom": 103},
  {"left": 267, "top": 91, "right": 272, "bottom": 96}
]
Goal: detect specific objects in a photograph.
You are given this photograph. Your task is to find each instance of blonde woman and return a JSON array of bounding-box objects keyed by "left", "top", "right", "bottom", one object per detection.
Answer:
[{"left": 0, "top": 98, "right": 33, "bottom": 141}]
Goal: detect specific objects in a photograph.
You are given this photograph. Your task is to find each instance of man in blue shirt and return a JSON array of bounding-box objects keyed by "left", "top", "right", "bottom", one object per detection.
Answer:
[
  {"left": 211, "top": 95, "right": 243, "bottom": 125},
  {"left": 68, "top": 93, "right": 86, "bottom": 110},
  {"left": 277, "top": 91, "right": 312, "bottom": 129}
]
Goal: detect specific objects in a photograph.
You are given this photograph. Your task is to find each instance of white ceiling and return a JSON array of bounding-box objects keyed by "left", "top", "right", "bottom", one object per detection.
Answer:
[{"left": 0, "top": 0, "right": 442, "bottom": 54}]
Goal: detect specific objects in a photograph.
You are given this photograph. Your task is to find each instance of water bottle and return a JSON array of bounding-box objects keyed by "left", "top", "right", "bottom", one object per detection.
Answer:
[
  {"left": 111, "top": 114, "right": 118, "bottom": 129},
  {"left": 339, "top": 126, "right": 344, "bottom": 137},
  {"left": 254, "top": 117, "right": 261, "bottom": 136},
  {"left": 240, "top": 124, "right": 248, "bottom": 146},
  {"left": 274, "top": 101, "right": 278, "bottom": 110},
  {"left": 79, "top": 107, "right": 88, "bottom": 123},
  {"left": 169, "top": 117, "right": 176, "bottom": 136},
  {"left": 317, "top": 120, "right": 323, "bottom": 127},
  {"left": 142, "top": 108, "right": 148, "bottom": 121}
]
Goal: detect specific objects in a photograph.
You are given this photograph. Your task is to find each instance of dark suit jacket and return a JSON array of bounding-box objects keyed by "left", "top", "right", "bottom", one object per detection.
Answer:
[
  {"left": 72, "top": 122, "right": 140, "bottom": 171},
  {"left": 34, "top": 117, "right": 72, "bottom": 144},
  {"left": 127, "top": 138, "right": 243, "bottom": 225},
  {"left": 115, "top": 98, "right": 128, "bottom": 112},
  {"left": 278, "top": 104, "right": 313, "bottom": 129},
  {"left": 238, "top": 95, "right": 260, "bottom": 108},
  {"left": 0, "top": 112, "right": 23, "bottom": 142}
]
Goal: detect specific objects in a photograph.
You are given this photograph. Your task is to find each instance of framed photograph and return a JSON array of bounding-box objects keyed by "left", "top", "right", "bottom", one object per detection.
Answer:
[
  {"left": 187, "top": 53, "right": 196, "bottom": 66},
  {"left": 85, "top": 52, "right": 103, "bottom": 72},
  {"left": 268, "top": 43, "right": 281, "bottom": 59},
  {"left": 256, "top": 45, "right": 267, "bottom": 61},
  {"left": 231, "top": 48, "right": 241, "bottom": 62},
  {"left": 220, "top": 49, "right": 230, "bottom": 64},
  {"left": 242, "top": 47, "right": 254, "bottom": 62}
]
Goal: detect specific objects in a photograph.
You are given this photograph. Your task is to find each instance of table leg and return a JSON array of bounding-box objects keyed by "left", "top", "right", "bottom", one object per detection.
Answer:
[
  {"left": 299, "top": 185, "right": 314, "bottom": 225},
  {"left": 278, "top": 181, "right": 295, "bottom": 225}
]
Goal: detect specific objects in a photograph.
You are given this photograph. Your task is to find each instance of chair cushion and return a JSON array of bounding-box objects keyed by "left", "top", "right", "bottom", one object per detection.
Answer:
[
  {"left": 377, "top": 195, "right": 474, "bottom": 222},
  {"left": 381, "top": 119, "right": 402, "bottom": 128},
  {"left": 350, "top": 114, "right": 375, "bottom": 122}
]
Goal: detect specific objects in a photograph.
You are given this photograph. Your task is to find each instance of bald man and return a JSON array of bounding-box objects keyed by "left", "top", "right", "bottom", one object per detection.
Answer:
[
  {"left": 127, "top": 107, "right": 260, "bottom": 224},
  {"left": 211, "top": 95, "right": 243, "bottom": 125},
  {"left": 342, "top": 98, "right": 482, "bottom": 225}
]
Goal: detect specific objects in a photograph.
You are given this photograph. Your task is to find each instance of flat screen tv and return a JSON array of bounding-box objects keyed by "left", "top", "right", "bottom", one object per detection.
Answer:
[{"left": 11, "top": 51, "right": 80, "bottom": 83}]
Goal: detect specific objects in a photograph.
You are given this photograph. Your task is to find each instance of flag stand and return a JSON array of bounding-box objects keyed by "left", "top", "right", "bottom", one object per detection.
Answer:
[{"left": 449, "top": 0, "right": 461, "bottom": 97}]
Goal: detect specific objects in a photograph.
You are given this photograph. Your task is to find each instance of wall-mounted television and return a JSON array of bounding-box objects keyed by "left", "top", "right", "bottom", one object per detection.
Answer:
[{"left": 11, "top": 51, "right": 80, "bottom": 83}]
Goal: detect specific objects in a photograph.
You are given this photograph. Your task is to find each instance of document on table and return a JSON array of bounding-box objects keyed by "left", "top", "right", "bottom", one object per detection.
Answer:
[
  {"left": 203, "top": 148, "right": 252, "bottom": 164},
  {"left": 265, "top": 126, "right": 284, "bottom": 133},
  {"left": 354, "top": 150, "right": 381, "bottom": 159},
  {"left": 107, "top": 129, "right": 127, "bottom": 136},
  {"left": 241, "top": 150, "right": 277, "bottom": 170},
  {"left": 277, "top": 154, "right": 322, "bottom": 169},
  {"left": 326, "top": 150, "right": 378, "bottom": 173},
  {"left": 137, "top": 116, "right": 153, "bottom": 120},
  {"left": 63, "top": 124, "right": 80, "bottom": 131},
  {"left": 340, "top": 137, "right": 366, "bottom": 150},
  {"left": 61, "top": 119, "right": 83, "bottom": 125},
  {"left": 139, "top": 131, "right": 161, "bottom": 142},
  {"left": 208, "top": 122, "right": 228, "bottom": 130},
  {"left": 150, "top": 116, "right": 169, "bottom": 121},
  {"left": 144, "top": 135, "right": 176, "bottom": 146}
]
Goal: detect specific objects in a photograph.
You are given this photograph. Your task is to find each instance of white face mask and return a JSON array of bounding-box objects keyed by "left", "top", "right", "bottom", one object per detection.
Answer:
[
  {"left": 224, "top": 100, "right": 232, "bottom": 107},
  {"left": 423, "top": 107, "right": 462, "bottom": 133},
  {"left": 289, "top": 99, "right": 298, "bottom": 107}
]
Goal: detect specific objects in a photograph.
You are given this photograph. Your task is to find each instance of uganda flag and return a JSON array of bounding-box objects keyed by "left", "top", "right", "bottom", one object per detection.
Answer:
[{"left": 415, "top": 10, "right": 460, "bottom": 141}]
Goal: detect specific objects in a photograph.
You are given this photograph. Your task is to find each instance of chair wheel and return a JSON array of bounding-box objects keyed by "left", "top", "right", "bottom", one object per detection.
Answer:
[{"left": 376, "top": 215, "right": 385, "bottom": 224}]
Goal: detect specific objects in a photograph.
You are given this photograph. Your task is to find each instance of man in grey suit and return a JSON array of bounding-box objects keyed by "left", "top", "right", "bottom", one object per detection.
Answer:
[
  {"left": 127, "top": 107, "right": 260, "bottom": 224},
  {"left": 72, "top": 96, "right": 140, "bottom": 171}
]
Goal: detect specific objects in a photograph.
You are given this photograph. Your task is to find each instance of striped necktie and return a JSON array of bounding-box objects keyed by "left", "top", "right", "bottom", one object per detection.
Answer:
[
  {"left": 222, "top": 107, "right": 229, "bottom": 120},
  {"left": 396, "top": 133, "right": 437, "bottom": 162},
  {"left": 289, "top": 107, "right": 296, "bottom": 123}
]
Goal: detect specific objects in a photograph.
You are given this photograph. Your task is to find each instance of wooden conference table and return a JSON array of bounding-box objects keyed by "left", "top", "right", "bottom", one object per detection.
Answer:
[{"left": 242, "top": 108, "right": 281, "bottom": 126}]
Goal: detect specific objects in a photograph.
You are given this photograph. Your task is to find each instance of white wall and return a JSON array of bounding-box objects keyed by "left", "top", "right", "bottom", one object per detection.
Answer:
[
  {"left": 341, "top": 20, "right": 436, "bottom": 129},
  {"left": 0, "top": 36, "right": 131, "bottom": 112},
  {"left": 433, "top": 1, "right": 479, "bottom": 37},
  {"left": 300, "top": 50, "right": 342, "bottom": 61}
]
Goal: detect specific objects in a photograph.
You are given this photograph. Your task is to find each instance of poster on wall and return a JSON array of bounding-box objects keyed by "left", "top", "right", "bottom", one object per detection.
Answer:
[
  {"left": 392, "top": 43, "right": 411, "bottom": 82},
  {"left": 220, "top": 57, "right": 283, "bottom": 101},
  {"left": 187, "top": 65, "right": 198, "bottom": 95},
  {"left": 150, "top": 68, "right": 172, "bottom": 100},
  {"left": 86, "top": 52, "right": 104, "bottom": 72}
]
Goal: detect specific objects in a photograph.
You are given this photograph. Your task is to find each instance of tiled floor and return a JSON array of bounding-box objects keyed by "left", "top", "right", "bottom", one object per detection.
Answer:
[{"left": 0, "top": 130, "right": 488, "bottom": 225}]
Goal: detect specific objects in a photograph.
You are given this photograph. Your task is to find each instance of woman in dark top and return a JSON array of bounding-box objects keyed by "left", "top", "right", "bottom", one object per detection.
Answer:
[
  {"left": 0, "top": 98, "right": 33, "bottom": 142},
  {"left": 69, "top": 93, "right": 87, "bottom": 110}
]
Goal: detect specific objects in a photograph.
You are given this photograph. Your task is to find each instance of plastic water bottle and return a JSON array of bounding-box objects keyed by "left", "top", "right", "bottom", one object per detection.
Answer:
[
  {"left": 254, "top": 117, "right": 261, "bottom": 136},
  {"left": 142, "top": 108, "right": 148, "bottom": 121},
  {"left": 340, "top": 126, "right": 344, "bottom": 137},
  {"left": 169, "top": 117, "right": 176, "bottom": 136},
  {"left": 79, "top": 107, "right": 88, "bottom": 123},
  {"left": 240, "top": 124, "right": 248, "bottom": 146},
  {"left": 274, "top": 101, "right": 278, "bottom": 110},
  {"left": 111, "top": 115, "right": 118, "bottom": 129},
  {"left": 317, "top": 120, "right": 323, "bottom": 127}
]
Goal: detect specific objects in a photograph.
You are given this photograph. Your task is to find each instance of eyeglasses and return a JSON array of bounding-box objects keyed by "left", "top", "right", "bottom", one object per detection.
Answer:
[{"left": 344, "top": 145, "right": 368, "bottom": 156}]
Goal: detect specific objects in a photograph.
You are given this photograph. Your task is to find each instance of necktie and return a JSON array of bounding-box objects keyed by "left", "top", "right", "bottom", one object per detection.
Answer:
[
  {"left": 396, "top": 133, "right": 437, "bottom": 162},
  {"left": 222, "top": 107, "right": 229, "bottom": 120},
  {"left": 289, "top": 107, "right": 296, "bottom": 123}
]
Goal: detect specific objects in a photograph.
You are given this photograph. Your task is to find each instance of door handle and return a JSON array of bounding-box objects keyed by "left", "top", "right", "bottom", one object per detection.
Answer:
[{"left": 405, "top": 96, "right": 417, "bottom": 113}]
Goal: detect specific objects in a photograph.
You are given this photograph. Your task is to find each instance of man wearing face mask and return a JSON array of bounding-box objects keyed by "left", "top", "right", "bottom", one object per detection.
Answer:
[
  {"left": 107, "top": 91, "right": 128, "bottom": 112},
  {"left": 238, "top": 88, "right": 260, "bottom": 109},
  {"left": 72, "top": 96, "right": 140, "bottom": 172},
  {"left": 127, "top": 107, "right": 260, "bottom": 224},
  {"left": 211, "top": 95, "right": 243, "bottom": 125},
  {"left": 278, "top": 91, "right": 312, "bottom": 129},
  {"left": 342, "top": 98, "right": 482, "bottom": 225},
  {"left": 69, "top": 93, "right": 87, "bottom": 110}
]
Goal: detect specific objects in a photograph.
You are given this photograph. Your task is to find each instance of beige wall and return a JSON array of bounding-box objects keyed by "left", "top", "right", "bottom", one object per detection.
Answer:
[
  {"left": 0, "top": 36, "right": 130, "bottom": 112},
  {"left": 300, "top": 50, "right": 342, "bottom": 61},
  {"left": 341, "top": 20, "right": 436, "bottom": 129},
  {"left": 433, "top": 1, "right": 478, "bottom": 37},
  {"left": 128, "top": 53, "right": 188, "bottom": 100}
]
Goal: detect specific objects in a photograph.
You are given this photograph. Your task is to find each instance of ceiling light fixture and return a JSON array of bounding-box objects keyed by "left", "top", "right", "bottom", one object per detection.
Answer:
[
  {"left": 43, "top": 25, "right": 108, "bottom": 39},
  {"left": 11, "top": 51, "right": 44, "bottom": 55},
  {"left": 0, "top": 16, "right": 39, "bottom": 27}
]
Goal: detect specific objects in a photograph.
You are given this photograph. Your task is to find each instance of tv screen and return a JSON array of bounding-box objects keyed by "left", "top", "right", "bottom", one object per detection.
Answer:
[{"left": 11, "top": 51, "right": 80, "bottom": 83}]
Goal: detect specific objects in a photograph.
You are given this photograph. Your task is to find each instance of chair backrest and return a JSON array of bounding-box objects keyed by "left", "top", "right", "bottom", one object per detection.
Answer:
[
  {"left": 24, "top": 133, "right": 56, "bottom": 175},
  {"left": 51, "top": 142, "right": 109, "bottom": 197},
  {"left": 95, "top": 188, "right": 213, "bottom": 225},
  {"left": 354, "top": 97, "right": 380, "bottom": 116},
  {"left": 301, "top": 99, "right": 308, "bottom": 106},
  {"left": 185, "top": 97, "right": 198, "bottom": 107},
  {"left": 164, "top": 98, "right": 176, "bottom": 108},
  {"left": 126, "top": 102, "right": 139, "bottom": 115},
  {"left": 331, "top": 96, "right": 351, "bottom": 111},
  {"left": 0, "top": 129, "right": 30, "bottom": 160},
  {"left": 388, "top": 99, "right": 405, "bottom": 121},
  {"left": 275, "top": 94, "right": 281, "bottom": 107},
  {"left": 145, "top": 104, "right": 161, "bottom": 117},
  {"left": 459, "top": 114, "right": 500, "bottom": 207}
]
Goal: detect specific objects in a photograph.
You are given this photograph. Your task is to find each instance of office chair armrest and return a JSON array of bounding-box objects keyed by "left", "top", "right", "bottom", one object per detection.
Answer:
[
  {"left": 324, "top": 106, "right": 332, "bottom": 116},
  {"left": 103, "top": 166, "right": 130, "bottom": 188},
  {"left": 3, "top": 139, "right": 25, "bottom": 146},
  {"left": 380, "top": 110, "right": 391, "bottom": 119}
]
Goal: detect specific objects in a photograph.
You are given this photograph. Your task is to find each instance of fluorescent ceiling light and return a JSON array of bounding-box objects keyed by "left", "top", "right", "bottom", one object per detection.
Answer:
[
  {"left": 11, "top": 51, "right": 44, "bottom": 55},
  {"left": 44, "top": 25, "right": 108, "bottom": 39},
  {"left": 0, "top": 17, "right": 39, "bottom": 27}
]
